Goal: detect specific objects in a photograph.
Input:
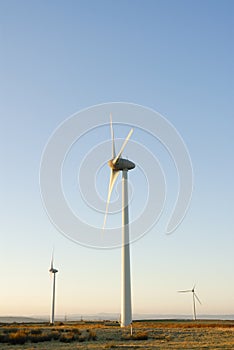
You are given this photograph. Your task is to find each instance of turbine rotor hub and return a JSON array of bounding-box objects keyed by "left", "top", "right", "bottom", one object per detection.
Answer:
[{"left": 108, "top": 158, "right": 135, "bottom": 171}]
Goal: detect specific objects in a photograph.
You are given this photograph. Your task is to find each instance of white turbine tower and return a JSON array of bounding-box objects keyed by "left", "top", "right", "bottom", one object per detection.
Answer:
[
  {"left": 178, "top": 285, "right": 201, "bottom": 320},
  {"left": 103, "top": 115, "right": 135, "bottom": 328},
  {"left": 49, "top": 253, "right": 58, "bottom": 324}
]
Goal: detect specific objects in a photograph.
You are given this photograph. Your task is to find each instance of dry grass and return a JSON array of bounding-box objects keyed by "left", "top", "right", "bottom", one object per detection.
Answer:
[{"left": 0, "top": 320, "right": 234, "bottom": 349}]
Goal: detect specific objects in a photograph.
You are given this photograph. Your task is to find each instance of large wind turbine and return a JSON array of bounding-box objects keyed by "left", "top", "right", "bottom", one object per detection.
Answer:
[
  {"left": 178, "top": 285, "right": 201, "bottom": 320},
  {"left": 49, "top": 253, "right": 58, "bottom": 324},
  {"left": 104, "top": 115, "right": 135, "bottom": 327}
]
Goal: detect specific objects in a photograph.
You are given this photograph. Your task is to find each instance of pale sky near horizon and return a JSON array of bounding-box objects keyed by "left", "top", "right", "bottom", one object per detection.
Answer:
[{"left": 0, "top": 0, "right": 234, "bottom": 318}]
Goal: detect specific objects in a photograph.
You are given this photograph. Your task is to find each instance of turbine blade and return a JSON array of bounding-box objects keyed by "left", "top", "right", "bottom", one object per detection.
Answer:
[
  {"left": 194, "top": 293, "right": 202, "bottom": 305},
  {"left": 178, "top": 290, "right": 192, "bottom": 293},
  {"left": 50, "top": 252, "right": 54, "bottom": 270},
  {"left": 49, "top": 250, "right": 54, "bottom": 278},
  {"left": 103, "top": 169, "right": 120, "bottom": 228},
  {"left": 113, "top": 128, "right": 133, "bottom": 165},
  {"left": 110, "top": 113, "right": 116, "bottom": 158}
]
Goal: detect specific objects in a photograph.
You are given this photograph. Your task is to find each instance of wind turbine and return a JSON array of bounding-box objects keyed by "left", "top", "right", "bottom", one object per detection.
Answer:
[
  {"left": 49, "top": 253, "right": 58, "bottom": 324},
  {"left": 178, "top": 285, "right": 201, "bottom": 320},
  {"left": 104, "top": 115, "right": 135, "bottom": 327}
]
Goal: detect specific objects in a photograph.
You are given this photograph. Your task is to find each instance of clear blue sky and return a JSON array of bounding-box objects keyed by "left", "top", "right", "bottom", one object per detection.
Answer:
[{"left": 0, "top": 0, "right": 233, "bottom": 318}]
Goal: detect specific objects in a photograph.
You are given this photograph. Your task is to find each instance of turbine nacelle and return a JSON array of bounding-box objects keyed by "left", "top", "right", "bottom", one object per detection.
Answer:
[
  {"left": 49, "top": 268, "right": 58, "bottom": 274},
  {"left": 108, "top": 158, "right": 135, "bottom": 171}
]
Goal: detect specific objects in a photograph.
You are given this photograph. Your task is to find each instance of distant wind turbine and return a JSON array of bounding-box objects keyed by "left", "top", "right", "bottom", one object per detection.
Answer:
[
  {"left": 103, "top": 115, "right": 135, "bottom": 327},
  {"left": 178, "top": 285, "right": 201, "bottom": 320},
  {"left": 49, "top": 253, "right": 58, "bottom": 324}
]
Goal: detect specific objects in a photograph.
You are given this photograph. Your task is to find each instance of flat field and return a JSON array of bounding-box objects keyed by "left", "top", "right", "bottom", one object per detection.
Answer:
[{"left": 0, "top": 320, "right": 234, "bottom": 349}]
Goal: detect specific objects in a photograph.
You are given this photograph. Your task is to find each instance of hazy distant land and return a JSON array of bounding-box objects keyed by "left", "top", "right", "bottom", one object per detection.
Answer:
[{"left": 1, "top": 313, "right": 234, "bottom": 323}]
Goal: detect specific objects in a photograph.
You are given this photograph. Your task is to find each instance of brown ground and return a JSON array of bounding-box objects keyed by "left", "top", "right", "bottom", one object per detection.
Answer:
[{"left": 1, "top": 320, "right": 234, "bottom": 349}]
